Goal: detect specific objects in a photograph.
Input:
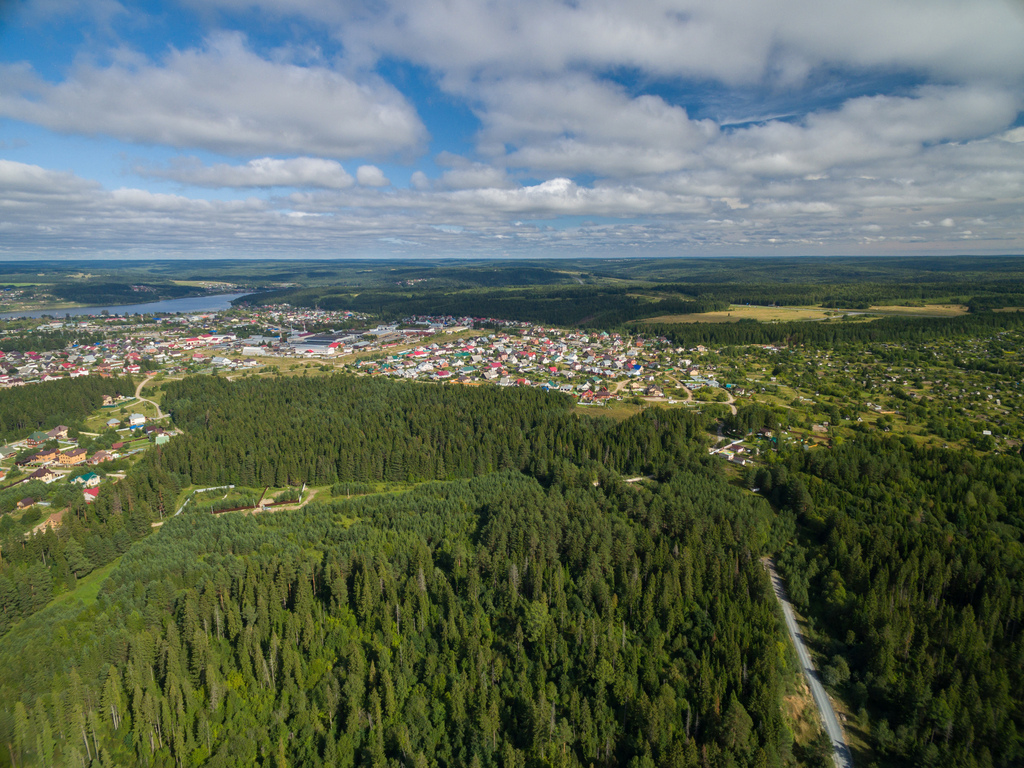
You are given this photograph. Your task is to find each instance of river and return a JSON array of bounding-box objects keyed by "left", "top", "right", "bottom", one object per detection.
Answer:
[{"left": 0, "top": 292, "right": 255, "bottom": 320}]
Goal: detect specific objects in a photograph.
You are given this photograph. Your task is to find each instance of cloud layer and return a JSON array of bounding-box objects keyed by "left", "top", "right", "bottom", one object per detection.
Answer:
[
  {"left": 0, "top": 33, "right": 426, "bottom": 159},
  {"left": 137, "top": 157, "right": 355, "bottom": 189},
  {"left": 1, "top": 0, "right": 1023, "bottom": 257}
]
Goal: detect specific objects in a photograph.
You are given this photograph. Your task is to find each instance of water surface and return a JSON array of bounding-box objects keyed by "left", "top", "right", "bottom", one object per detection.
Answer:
[{"left": 1, "top": 292, "right": 254, "bottom": 320}]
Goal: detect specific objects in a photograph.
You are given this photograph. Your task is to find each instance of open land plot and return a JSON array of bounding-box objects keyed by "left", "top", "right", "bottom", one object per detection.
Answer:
[
  {"left": 647, "top": 305, "right": 831, "bottom": 323},
  {"left": 50, "top": 557, "right": 122, "bottom": 608},
  {"left": 647, "top": 303, "right": 968, "bottom": 325},
  {"left": 575, "top": 399, "right": 690, "bottom": 422},
  {"left": 866, "top": 304, "right": 967, "bottom": 317}
]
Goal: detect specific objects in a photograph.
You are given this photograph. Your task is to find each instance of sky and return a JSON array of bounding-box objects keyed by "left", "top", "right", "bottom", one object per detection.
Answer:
[{"left": 1, "top": 0, "right": 1023, "bottom": 260}]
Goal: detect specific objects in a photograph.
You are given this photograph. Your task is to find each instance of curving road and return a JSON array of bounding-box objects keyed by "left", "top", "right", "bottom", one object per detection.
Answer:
[
  {"left": 135, "top": 375, "right": 165, "bottom": 418},
  {"left": 764, "top": 557, "right": 854, "bottom": 768}
]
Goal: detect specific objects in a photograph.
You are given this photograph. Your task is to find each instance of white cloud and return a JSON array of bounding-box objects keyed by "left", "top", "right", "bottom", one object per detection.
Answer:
[
  {"left": 475, "top": 75, "right": 717, "bottom": 177},
  {"left": 231, "top": 0, "right": 1024, "bottom": 87},
  {"left": 0, "top": 33, "right": 426, "bottom": 159},
  {"left": 432, "top": 154, "right": 515, "bottom": 190},
  {"left": 0, "top": 159, "right": 99, "bottom": 196},
  {"left": 356, "top": 165, "right": 390, "bottom": 187},
  {"left": 715, "top": 86, "right": 1021, "bottom": 178},
  {"left": 410, "top": 171, "right": 431, "bottom": 190},
  {"left": 137, "top": 157, "right": 355, "bottom": 188}
]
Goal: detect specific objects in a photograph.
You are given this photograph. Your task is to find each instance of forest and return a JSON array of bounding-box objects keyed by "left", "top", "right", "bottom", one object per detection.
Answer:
[
  {"left": 153, "top": 375, "right": 716, "bottom": 488},
  {"left": 226, "top": 255, "right": 1024, "bottom": 326},
  {"left": 638, "top": 310, "right": 1024, "bottom": 348},
  {"left": 238, "top": 285, "right": 727, "bottom": 328},
  {"left": 2, "top": 255, "right": 1024, "bottom": 767},
  {"left": 0, "top": 375, "right": 805, "bottom": 768},
  {"left": 0, "top": 331, "right": 106, "bottom": 355},
  {"left": 765, "top": 436, "right": 1024, "bottom": 767},
  {"left": 0, "top": 376, "right": 136, "bottom": 445}
]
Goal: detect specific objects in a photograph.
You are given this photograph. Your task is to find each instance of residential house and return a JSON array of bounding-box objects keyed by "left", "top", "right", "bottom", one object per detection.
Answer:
[
  {"left": 34, "top": 446, "right": 61, "bottom": 464},
  {"left": 28, "top": 466, "right": 60, "bottom": 484},
  {"left": 59, "top": 448, "right": 87, "bottom": 466},
  {"left": 72, "top": 472, "right": 101, "bottom": 488},
  {"left": 15, "top": 453, "right": 39, "bottom": 468},
  {"left": 129, "top": 413, "right": 146, "bottom": 429},
  {"left": 89, "top": 450, "right": 112, "bottom": 465}
]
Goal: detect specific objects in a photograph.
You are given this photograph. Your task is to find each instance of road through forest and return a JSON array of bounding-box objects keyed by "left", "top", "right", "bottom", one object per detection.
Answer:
[{"left": 764, "top": 557, "right": 854, "bottom": 768}]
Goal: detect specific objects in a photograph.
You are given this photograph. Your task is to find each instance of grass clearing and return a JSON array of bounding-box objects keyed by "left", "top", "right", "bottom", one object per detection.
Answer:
[
  {"left": 646, "top": 303, "right": 966, "bottom": 324},
  {"left": 51, "top": 557, "right": 121, "bottom": 608},
  {"left": 867, "top": 304, "right": 967, "bottom": 317},
  {"left": 574, "top": 399, "right": 690, "bottom": 421},
  {"left": 783, "top": 675, "right": 822, "bottom": 748},
  {"left": 646, "top": 305, "right": 831, "bottom": 324},
  {"left": 576, "top": 401, "right": 644, "bottom": 421}
]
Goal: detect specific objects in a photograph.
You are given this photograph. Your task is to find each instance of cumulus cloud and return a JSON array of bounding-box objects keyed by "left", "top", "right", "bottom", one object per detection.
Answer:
[
  {"left": 410, "top": 171, "right": 431, "bottom": 190},
  {"left": 475, "top": 75, "right": 717, "bottom": 176},
  {"left": 356, "top": 165, "right": 390, "bottom": 187},
  {"left": 0, "top": 159, "right": 99, "bottom": 196},
  {"left": 136, "top": 157, "right": 355, "bottom": 188},
  {"left": 3, "top": 157, "right": 1023, "bottom": 258},
  {"left": 0, "top": 33, "right": 426, "bottom": 159},
  {"left": 213, "top": 0, "right": 1024, "bottom": 86},
  {"left": 433, "top": 154, "right": 515, "bottom": 190},
  {"left": 5, "top": 1, "right": 1024, "bottom": 258},
  {"left": 714, "top": 86, "right": 1021, "bottom": 178}
]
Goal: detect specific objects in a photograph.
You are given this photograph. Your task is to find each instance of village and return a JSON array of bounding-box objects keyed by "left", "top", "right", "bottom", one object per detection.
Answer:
[
  {"left": 0, "top": 304, "right": 757, "bottom": 529},
  {"left": 3, "top": 299, "right": 1021, "bottom": 535},
  {"left": 0, "top": 305, "right": 737, "bottom": 401},
  {"left": 0, "top": 397, "right": 180, "bottom": 529}
]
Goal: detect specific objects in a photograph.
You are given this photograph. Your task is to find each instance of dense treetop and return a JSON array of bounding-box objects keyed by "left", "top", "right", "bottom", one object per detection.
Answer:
[{"left": 0, "top": 375, "right": 794, "bottom": 768}]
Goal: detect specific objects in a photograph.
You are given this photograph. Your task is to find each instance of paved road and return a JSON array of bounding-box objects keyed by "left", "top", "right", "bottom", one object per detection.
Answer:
[{"left": 764, "top": 557, "right": 854, "bottom": 768}]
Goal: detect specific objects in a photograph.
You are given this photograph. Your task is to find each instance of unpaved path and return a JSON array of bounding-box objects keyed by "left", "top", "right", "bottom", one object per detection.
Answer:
[{"left": 135, "top": 376, "right": 165, "bottom": 419}]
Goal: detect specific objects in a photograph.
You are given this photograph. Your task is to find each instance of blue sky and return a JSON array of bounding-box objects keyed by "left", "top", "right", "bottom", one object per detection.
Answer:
[{"left": 1, "top": 0, "right": 1023, "bottom": 260}]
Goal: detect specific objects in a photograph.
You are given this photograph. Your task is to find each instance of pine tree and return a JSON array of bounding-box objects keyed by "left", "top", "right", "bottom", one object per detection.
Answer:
[{"left": 63, "top": 538, "right": 93, "bottom": 580}]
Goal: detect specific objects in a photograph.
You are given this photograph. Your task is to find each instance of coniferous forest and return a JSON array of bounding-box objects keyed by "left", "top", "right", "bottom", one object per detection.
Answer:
[
  {"left": 1, "top": 365, "right": 1022, "bottom": 767},
  {"left": 0, "top": 376, "right": 792, "bottom": 768},
  {"left": 769, "top": 436, "right": 1024, "bottom": 767}
]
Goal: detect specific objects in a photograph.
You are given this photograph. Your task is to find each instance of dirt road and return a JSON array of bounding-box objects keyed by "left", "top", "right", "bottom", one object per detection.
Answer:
[{"left": 135, "top": 376, "right": 165, "bottom": 418}]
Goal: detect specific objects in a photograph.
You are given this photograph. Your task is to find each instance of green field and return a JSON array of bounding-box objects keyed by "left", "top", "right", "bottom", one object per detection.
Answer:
[{"left": 50, "top": 557, "right": 121, "bottom": 608}]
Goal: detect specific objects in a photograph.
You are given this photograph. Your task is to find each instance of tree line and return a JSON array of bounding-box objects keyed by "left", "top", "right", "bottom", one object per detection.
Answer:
[
  {"left": 0, "top": 374, "right": 801, "bottom": 767},
  {"left": 767, "top": 435, "right": 1024, "bottom": 767},
  {"left": 0, "top": 376, "right": 135, "bottom": 446}
]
